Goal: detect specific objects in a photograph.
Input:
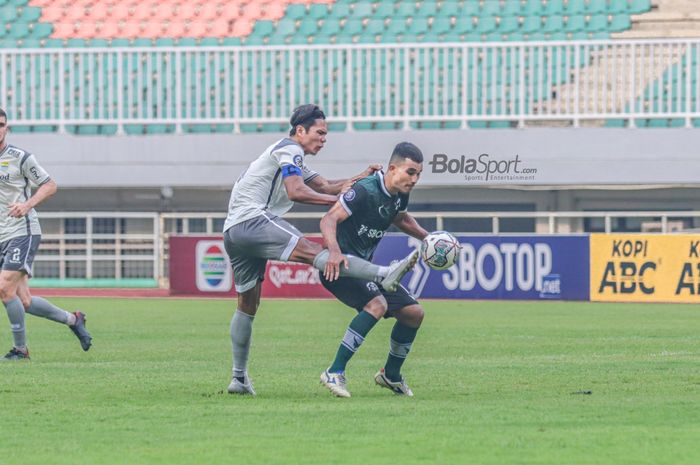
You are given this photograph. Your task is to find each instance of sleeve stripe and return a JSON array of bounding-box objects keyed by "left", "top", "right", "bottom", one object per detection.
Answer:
[
  {"left": 339, "top": 196, "right": 353, "bottom": 216},
  {"left": 304, "top": 173, "right": 320, "bottom": 184},
  {"left": 38, "top": 177, "right": 52, "bottom": 186}
]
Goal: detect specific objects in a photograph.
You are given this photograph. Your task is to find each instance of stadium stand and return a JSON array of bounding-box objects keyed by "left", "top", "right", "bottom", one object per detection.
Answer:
[{"left": 0, "top": 0, "right": 660, "bottom": 133}]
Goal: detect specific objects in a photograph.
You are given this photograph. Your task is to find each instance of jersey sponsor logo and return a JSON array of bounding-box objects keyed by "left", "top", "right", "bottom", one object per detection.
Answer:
[
  {"left": 5, "top": 148, "right": 21, "bottom": 157},
  {"left": 343, "top": 189, "right": 356, "bottom": 202},
  {"left": 29, "top": 167, "right": 40, "bottom": 180},
  {"left": 195, "top": 241, "right": 232, "bottom": 292},
  {"left": 0, "top": 173, "right": 9, "bottom": 182},
  {"left": 0, "top": 161, "right": 9, "bottom": 169},
  {"left": 293, "top": 154, "right": 303, "bottom": 167},
  {"left": 357, "top": 224, "right": 384, "bottom": 239}
]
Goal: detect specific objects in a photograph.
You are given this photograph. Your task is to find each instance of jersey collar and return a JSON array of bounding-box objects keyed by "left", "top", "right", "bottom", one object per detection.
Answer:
[{"left": 376, "top": 170, "right": 393, "bottom": 198}]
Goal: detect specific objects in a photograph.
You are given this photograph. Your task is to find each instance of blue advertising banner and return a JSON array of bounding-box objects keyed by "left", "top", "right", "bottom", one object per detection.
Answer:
[{"left": 372, "top": 235, "right": 590, "bottom": 300}]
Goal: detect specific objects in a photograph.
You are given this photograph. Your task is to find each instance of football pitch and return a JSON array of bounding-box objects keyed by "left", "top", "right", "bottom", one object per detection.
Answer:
[{"left": 1, "top": 297, "right": 698, "bottom": 465}]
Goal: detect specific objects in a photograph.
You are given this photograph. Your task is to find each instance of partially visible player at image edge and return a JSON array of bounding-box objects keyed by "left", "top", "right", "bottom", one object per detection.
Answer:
[{"left": 0, "top": 107, "right": 92, "bottom": 361}]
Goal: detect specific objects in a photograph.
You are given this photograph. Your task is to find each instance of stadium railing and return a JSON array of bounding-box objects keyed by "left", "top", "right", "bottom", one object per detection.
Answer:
[
  {"left": 2, "top": 39, "right": 700, "bottom": 132},
  {"left": 26, "top": 210, "right": 700, "bottom": 287}
]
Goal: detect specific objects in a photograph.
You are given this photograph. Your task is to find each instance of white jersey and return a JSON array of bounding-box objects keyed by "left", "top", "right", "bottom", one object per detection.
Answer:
[
  {"left": 224, "top": 138, "right": 319, "bottom": 231},
  {"left": 0, "top": 144, "right": 51, "bottom": 242}
]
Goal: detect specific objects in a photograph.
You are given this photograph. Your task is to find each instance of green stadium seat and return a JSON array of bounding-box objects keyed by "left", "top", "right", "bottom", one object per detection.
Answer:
[
  {"left": 6, "top": 22, "right": 29, "bottom": 38},
  {"left": 275, "top": 19, "right": 297, "bottom": 36},
  {"left": 308, "top": 4, "right": 328, "bottom": 19},
  {"left": 155, "top": 38, "right": 176, "bottom": 47},
  {"left": 374, "top": 3, "right": 394, "bottom": 18},
  {"left": 454, "top": 18, "right": 475, "bottom": 34},
  {"left": 587, "top": 15, "right": 609, "bottom": 32},
  {"left": 475, "top": 16, "right": 497, "bottom": 33},
  {"left": 22, "top": 7, "right": 41, "bottom": 22},
  {"left": 319, "top": 19, "right": 341, "bottom": 35},
  {"left": 498, "top": 16, "right": 520, "bottom": 33},
  {"left": 285, "top": 4, "right": 307, "bottom": 20},
  {"left": 408, "top": 18, "right": 430, "bottom": 35},
  {"left": 544, "top": 0, "right": 565, "bottom": 15},
  {"left": 522, "top": 0, "right": 544, "bottom": 15},
  {"left": 480, "top": 1, "right": 500, "bottom": 16},
  {"left": 431, "top": 17, "right": 452, "bottom": 35},
  {"left": 629, "top": 0, "right": 652, "bottom": 13},
  {"left": 415, "top": 2, "right": 438, "bottom": 17},
  {"left": 439, "top": 2, "right": 460, "bottom": 16},
  {"left": 298, "top": 18, "right": 318, "bottom": 35},
  {"left": 251, "top": 21, "right": 274, "bottom": 37},
  {"left": 351, "top": 2, "right": 373, "bottom": 19},
  {"left": 0, "top": 7, "right": 17, "bottom": 22},
  {"left": 565, "top": 15, "right": 587, "bottom": 32},
  {"left": 394, "top": 2, "right": 415, "bottom": 18},
  {"left": 329, "top": 3, "right": 351, "bottom": 18},
  {"left": 521, "top": 16, "right": 542, "bottom": 34},
  {"left": 586, "top": 0, "right": 608, "bottom": 14},
  {"left": 365, "top": 19, "right": 385, "bottom": 35},
  {"left": 609, "top": 15, "right": 632, "bottom": 32},
  {"left": 543, "top": 16, "right": 564, "bottom": 33},
  {"left": 566, "top": 0, "right": 587, "bottom": 14},
  {"left": 221, "top": 37, "right": 242, "bottom": 46},
  {"left": 343, "top": 19, "right": 364, "bottom": 35}
]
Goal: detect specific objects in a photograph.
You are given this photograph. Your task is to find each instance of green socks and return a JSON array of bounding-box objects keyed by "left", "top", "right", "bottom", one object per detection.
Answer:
[
  {"left": 384, "top": 322, "right": 418, "bottom": 382},
  {"left": 329, "top": 311, "right": 379, "bottom": 373}
]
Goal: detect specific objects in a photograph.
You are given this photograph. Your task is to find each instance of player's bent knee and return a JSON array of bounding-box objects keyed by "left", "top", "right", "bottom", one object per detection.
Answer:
[
  {"left": 289, "top": 237, "right": 322, "bottom": 264},
  {"left": 364, "top": 298, "right": 388, "bottom": 319},
  {"left": 398, "top": 304, "right": 424, "bottom": 328},
  {"left": 237, "top": 289, "right": 260, "bottom": 315},
  {"left": 0, "top": 288, "right": 17, "bottom": 302}
]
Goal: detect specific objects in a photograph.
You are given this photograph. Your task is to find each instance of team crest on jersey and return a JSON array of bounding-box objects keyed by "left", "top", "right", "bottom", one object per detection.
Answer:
[
  {"left": 293, "top": 154, "right": 304, "bottom": 168},
  {"left": 366, "top": 282, "right": 379, "bottom": 292},
  {"left": 343, "top": 189, "right": 356, "bottom": 202}
]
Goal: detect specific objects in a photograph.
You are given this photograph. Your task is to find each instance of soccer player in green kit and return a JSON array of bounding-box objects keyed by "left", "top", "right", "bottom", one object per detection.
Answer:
[{"left": 319, "top": 142, "right": 429, "bottom": 397}]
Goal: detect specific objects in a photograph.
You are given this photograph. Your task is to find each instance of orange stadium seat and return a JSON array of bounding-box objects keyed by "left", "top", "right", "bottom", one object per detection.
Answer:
[
  {"left": 230, "top": 19, "right": 253, "bottom": 36},
  {"left": 40, "top": 6, "right": 63, "bottom": 22}
]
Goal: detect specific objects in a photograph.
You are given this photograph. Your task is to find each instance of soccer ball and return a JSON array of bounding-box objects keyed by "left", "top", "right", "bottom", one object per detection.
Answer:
[{"left": 421, "top": 231, "right": 460, "bottom": 270}]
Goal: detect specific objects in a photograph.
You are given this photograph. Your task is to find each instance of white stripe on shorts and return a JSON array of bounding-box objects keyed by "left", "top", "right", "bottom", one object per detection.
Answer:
[{"left": 261, "top": 212, "right": 301, "bottom": 262}]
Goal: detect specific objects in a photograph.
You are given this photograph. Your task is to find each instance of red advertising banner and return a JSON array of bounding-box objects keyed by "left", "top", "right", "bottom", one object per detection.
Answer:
[{"left": 168, "top": 235, "right": 331, "bottom": 298}]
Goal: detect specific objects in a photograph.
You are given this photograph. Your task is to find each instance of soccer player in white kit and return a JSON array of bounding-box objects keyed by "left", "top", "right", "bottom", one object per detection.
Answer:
[
  {"left": 0, "top": 108, "right": 92, "bottom": 361},
  {"left": 223, "top": 104, "right": 419, "bottom": 394}
]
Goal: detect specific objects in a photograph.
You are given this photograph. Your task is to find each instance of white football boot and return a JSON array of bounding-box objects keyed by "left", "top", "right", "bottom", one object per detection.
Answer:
[
  {"left": 320, "top": 369, "right": 351, "bottom": 398},
  {"left": 227, "top": 373, "right": 256, "bottom": 395},
  {"left": 374, "top": 368, "right": 414, "bottom": 396},
  {"left": 380, "top": 249, "right": 419, "bottom": 292}
]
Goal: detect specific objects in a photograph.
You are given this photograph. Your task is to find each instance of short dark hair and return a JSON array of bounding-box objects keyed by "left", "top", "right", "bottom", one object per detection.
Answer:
[
  {"left": 390, "top": 142, "right": 423, "bottom": 165},
  {"left": 0, "top": 108, "right": 6, "bottom": 120},
  {"left": 289, "top": 104, "right": 325, "bottom": 136}
]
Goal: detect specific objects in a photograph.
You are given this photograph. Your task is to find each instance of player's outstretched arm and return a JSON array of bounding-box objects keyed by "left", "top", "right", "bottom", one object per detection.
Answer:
[
  {"left": 7, "top": 179, "right": 57, "bottom": 218},
  {"left": 283, "top": 175, "right": 338, "bottom": 206},
  {"left": 319, "top": 202, "right": 351, "bottom": 281},
  {"left": 307, "top": 164, "right": 382, "bottom": 195},
  {"left": 393, "top": 212, "right": 429, "bottom": 241}
]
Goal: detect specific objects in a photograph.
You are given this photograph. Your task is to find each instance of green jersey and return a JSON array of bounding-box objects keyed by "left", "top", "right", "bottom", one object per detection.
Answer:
[{"left": 336, "top": 171, "right": 409, "bottom": 261}]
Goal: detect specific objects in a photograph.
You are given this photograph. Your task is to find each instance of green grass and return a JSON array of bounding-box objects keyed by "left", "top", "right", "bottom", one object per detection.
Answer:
[{"left": 1, "top": 298, "right": 699, "bottom": 465}]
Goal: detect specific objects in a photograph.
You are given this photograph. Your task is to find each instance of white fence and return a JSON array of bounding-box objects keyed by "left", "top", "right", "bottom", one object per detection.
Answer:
[
  {"left": 28, "top": 210, "right": 700, "bottom": 286},
  {"left": 2, "top": 39, "right": 700, "bottom": 131}
]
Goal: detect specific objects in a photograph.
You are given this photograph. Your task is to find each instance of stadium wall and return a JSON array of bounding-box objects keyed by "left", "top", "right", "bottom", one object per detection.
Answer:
[
  {"left": 12, "top": 127, "right": 700, "bottom": 189},
  {"left": 172, "top": 233, "right": 700, "bottom": 303}
]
